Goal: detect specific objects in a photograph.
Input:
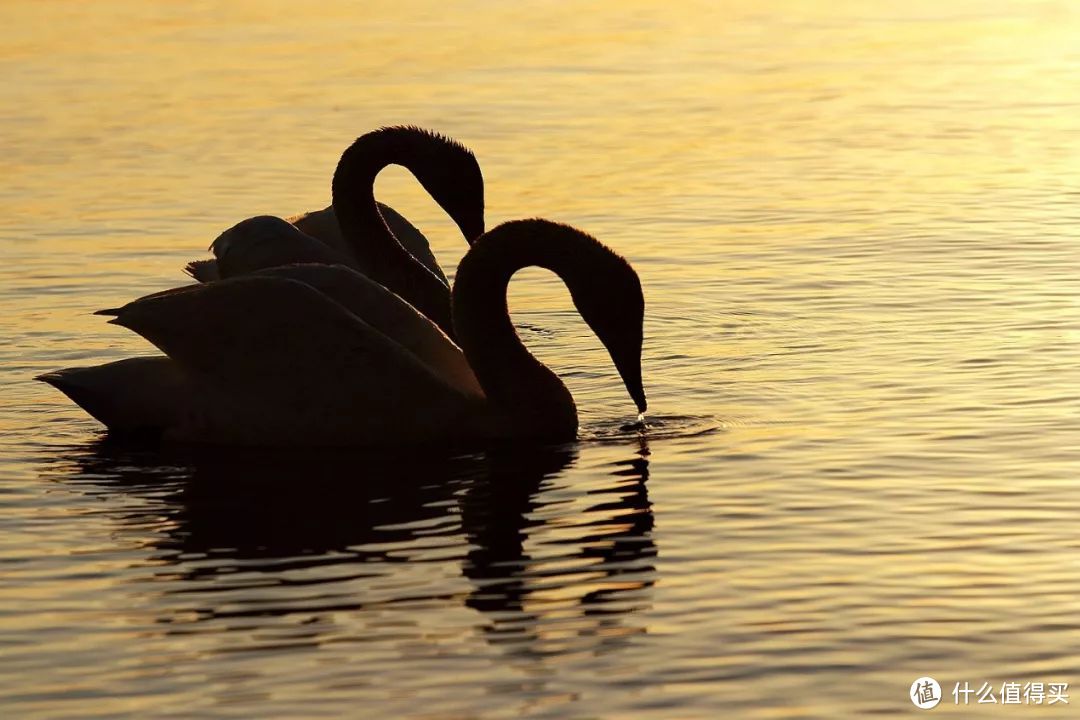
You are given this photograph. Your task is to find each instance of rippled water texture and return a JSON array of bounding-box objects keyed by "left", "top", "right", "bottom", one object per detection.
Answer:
[{"left": 2, "top": 1, "right": 1079, "bottom": 717}]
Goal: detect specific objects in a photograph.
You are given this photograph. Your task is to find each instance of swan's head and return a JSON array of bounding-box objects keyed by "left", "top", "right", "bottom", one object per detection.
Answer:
[
  {"left": 400, "top": 127, "right": 486, "bottom": 243},
  {"left": 573, "top": 250, "right": 647, "bottom": 415},
  {"left": 336, "top": 126, "right": 486, "bottom": 243},
  {"left": 456, "top": 219, "right": 647, "bottom": 418},
  {"left": 437, "top": 158, "right": 485, "bottom": 244}
]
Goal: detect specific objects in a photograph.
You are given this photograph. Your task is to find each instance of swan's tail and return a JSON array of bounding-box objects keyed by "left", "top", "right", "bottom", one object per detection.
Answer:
[
  {"left": 184, "top": 259, "right": 220, "bottom": 283},
  {"left": 36, "top": 357, "right": 189, "bottom": 438}
]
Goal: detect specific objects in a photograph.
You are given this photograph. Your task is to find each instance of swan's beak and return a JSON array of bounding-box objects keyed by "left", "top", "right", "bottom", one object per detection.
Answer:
[
  {"left": 630, "top": 384, "right": 648, "bottom": 414},
  {"left": 614, "top": 355, "right": 647, "bottom": 414},
  {"left": 460, "top": 218, "right": 485, "bottom": 245}
]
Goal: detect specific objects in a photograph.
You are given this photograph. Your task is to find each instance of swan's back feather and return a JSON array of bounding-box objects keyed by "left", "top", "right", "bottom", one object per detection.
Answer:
[{"left": 184, "top": 258, "right": 220, "bottom": 282}]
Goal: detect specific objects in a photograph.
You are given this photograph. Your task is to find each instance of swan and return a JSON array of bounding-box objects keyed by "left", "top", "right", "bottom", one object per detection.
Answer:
[
  {"left": 38, "top": 219, "right": 646, "bottom": 446},
  {"left": 184, "top": 126, "right": 485, "bottom": 333},
  {"left": 43, "top": 260, "right": 485, "bottom": 434}
]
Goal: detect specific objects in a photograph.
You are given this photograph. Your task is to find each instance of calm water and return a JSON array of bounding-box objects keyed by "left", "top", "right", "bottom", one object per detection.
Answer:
[{"left": 2, "top": 1, "right": 1079, "bottom": 717}]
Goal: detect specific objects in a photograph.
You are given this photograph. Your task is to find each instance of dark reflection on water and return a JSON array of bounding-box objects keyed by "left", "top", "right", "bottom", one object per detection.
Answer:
[
  {"left": 461, "top": 445, "right": 655, "bottom": 652},
  {"left": 43, "top": 437, "right": 656, "bottom": 661}
]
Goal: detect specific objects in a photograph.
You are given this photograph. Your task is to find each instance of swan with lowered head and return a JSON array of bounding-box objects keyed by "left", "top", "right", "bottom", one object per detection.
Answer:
[
  {"left": 39, "top": 219, "right": 645, "bottom": 446},
  {"left": 185, "top": 126, "right": 485, "bottom": 334}
]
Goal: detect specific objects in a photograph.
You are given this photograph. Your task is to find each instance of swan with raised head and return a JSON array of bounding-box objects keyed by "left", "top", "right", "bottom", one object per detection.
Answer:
[
  {"left": 185, "top": 126, "right": 485, "bottom": 333},
  {"left": 39, "top": 219, "right": 645, "bottom": 446}
]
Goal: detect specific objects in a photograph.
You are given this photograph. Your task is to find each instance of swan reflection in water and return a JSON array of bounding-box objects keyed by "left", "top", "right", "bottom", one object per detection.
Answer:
[{"left": 49, "top": 438, "right": 656, "bottom": 660}]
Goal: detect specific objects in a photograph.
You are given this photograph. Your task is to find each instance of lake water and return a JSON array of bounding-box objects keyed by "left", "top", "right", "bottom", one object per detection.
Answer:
[{"left": 2, "top": 1, "right": 1079, "bottom": 717}]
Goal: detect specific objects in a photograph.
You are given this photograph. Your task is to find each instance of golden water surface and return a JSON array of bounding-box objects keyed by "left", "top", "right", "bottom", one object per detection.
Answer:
[{"left": 2, "top": 1, "right": 1079, "bottom": 717}]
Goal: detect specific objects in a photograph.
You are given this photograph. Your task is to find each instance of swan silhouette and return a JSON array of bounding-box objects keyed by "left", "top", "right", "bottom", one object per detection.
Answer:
[
  {"left": 40, "top": 260, "right": 484, "bottom": 435},
  {"left": 185, "top": 126, "right": 485, "bottom": 334},
  {"left": 38, "top": 219, "right": 645, "bottom": 446}
]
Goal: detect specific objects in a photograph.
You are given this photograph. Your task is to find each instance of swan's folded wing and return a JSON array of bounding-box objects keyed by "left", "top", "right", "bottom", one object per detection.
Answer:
[
  {"left": 377, "top": 202, "right": 449, "bottom": 286},
  {"left": 103, "top": 275, "right": 480, "bottom": 445},
  {"left": 37, "top": 356, "right": 191, "bottom": 437},
  {"left": 254, "top": 264, "right": 483, "bottom": 398},
  {"left": 94, "top": 283, "right": 203, "bottom": 317},
  {"left": 288, "top": 206, "right": 352, "bottom": 259}
]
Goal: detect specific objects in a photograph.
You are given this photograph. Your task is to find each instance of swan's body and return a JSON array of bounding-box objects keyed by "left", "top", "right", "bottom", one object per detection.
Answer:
[
  {"left": 253, "top": 264, "right": 480, "bottom": 395},
  {"left": 43, "top": 279, "right": 484, "bottom": 446},
  {"left": 43, "top": 261, "right": 484, "bottom": 437},
  {"left": 40, "top": 220, "right": 645, "bottom": 446},
  {"left": 146, "top": 263, "right": 481, "bottom": 395},
  {"left": 185, "top": 126, "right": 483, "bottom": 334}
]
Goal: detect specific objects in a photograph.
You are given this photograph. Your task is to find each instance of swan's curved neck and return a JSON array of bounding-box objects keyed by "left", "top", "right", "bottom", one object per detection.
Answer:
[
  {"left": 452, "top": 227, "right": 585, "bottom": 439},
  {"left": 333, "top": 133, "right": 406, "bottom": 270},
  {"left": 332, "top": 131, "right": 453, "bottom": 333}
]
